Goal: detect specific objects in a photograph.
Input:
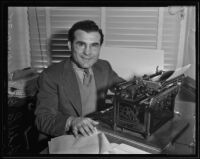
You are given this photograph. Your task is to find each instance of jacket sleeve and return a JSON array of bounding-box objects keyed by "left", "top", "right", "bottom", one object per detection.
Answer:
[{"left": 35, "top": 71, "right": 69, "bottom": 137}]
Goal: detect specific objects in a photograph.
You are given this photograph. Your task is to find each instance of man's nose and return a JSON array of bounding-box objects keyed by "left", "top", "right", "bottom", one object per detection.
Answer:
[{"left": 83, "top": 45, "right": 91, "bottom": 55}]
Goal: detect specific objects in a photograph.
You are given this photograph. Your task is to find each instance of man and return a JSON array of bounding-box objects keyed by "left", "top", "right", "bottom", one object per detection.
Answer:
[{"left": 35, "top": 20, "right": 124, "bottom": 138}]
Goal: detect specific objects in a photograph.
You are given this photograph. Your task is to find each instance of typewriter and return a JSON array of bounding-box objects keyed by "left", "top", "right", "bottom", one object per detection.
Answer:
[{"left": 88, "top": 67, "right": 185, "bottom": 138}]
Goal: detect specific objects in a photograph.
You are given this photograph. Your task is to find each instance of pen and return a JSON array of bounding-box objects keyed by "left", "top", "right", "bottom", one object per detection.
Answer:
[{"left": 100, "top": 106, "right": 113, "bottom": 114}]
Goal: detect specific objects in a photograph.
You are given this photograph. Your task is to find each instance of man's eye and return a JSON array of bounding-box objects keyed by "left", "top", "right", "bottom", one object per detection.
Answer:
[
  {"left": 76, "top": 42, "right": 85, "bottom": 47},
  {"left": 91, "top": 43, "right": 100, "bottom": 48}
]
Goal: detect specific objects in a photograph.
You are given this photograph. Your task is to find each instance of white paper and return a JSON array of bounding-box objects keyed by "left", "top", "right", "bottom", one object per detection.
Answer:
[
  {"left": 48, "top": 131, "right": 112, "bottom": 154},
  {"left": 166, "top": 64, "right": 191, "bottom": 81}
]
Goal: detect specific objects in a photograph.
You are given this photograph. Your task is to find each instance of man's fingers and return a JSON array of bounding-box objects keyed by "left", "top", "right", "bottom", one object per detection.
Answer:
[
  {"left": 85, "top": 121, "right": 96, "bottom": 134},
  {"left": 71, "top": 117, "right": 99, "bottom": 137},
  {"left": 72, "top": 127, "right": 78, "bottom": 137},
  {"left": 82, "top": 124, "right": 93, "bottom": 136},
  {"left": 91, "top": 119, "right": 99, "bottom": 125},
  {"left": 79, "top": 127, "right": 87, "bottom": 137},
  {"left": 86, "top": 118, "right": 99, "bottom": 125},
  {"left": 82, "top": 118, "right": 96, "bottom": 135}
]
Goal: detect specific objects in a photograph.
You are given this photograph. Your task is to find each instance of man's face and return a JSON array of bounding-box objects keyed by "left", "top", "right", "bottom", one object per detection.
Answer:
[{"left": 69, "top": 29, "right": 101, "bottom": 69}]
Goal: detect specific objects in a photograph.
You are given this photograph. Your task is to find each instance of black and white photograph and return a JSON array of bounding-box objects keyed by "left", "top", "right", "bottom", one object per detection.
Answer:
[{"left": 2, "top": 2, "right": 198, "bottom": 157}]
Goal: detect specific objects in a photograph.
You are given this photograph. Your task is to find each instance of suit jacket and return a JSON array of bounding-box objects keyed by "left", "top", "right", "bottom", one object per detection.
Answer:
[{"left": 35, "top": 57, "right": 124, "bottom": 137}]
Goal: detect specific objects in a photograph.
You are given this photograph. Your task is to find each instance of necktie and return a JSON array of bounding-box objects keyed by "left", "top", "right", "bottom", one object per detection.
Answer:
[{"left": 83, "top": 69, "right": 91, "bottom": 86}]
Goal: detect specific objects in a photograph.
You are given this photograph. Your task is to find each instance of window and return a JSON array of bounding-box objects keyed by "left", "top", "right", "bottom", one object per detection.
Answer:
[{"left": 27, "top": 7, "right": 186, "bottom": 72}]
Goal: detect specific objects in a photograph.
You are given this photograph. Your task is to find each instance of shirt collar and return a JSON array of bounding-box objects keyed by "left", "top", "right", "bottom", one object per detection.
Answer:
[{"left": 71, "top": 60, "right": 92, "bottom": 74}]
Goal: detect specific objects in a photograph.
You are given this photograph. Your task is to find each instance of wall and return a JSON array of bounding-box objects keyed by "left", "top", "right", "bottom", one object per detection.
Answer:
[
  {"left": 183, "top": 7, "right": 196, "bottom": 80},
  {"left": 8, "top": 7, "right": 30, "bottom": 73}
]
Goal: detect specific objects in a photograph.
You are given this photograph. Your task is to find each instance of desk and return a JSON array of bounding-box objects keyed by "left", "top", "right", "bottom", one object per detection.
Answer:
[{"left": 40, "top": 87, "right": 196, "bottom": 154}]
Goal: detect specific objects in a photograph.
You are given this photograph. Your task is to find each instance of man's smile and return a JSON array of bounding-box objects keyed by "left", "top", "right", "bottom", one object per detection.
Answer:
[{"left": 81, "top": 56, "right": 93, "bottom": 60}]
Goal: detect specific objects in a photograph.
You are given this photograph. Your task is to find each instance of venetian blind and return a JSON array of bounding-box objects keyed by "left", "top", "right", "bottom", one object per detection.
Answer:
[
  {"left": 104, "top": 7, "right": 159, "bottom": 49},
  {"left": 28, "top": 7, "right": 50, "bottom": 73},
  {"left": 28, "top": 7, "right": 183, "bottom": 72}
]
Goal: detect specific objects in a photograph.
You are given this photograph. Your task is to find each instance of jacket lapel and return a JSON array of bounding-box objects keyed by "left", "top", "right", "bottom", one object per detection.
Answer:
[
  {"left": 62, "top": 59, "right": 82, "bottom": 116},
  {"left": 92, "top": 62, "right": 102, "bottom": 91},
  {"left": 92, "top": 61, "right": 108, "bottom": 111},
  {"left": 92, "top": 61, "right": 107, "bottom": 95}
]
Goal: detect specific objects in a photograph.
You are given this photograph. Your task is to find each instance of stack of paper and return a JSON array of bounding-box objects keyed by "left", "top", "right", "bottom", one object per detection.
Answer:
[{"left": 48, "top": 131, "right": 150, "bottom": 154}]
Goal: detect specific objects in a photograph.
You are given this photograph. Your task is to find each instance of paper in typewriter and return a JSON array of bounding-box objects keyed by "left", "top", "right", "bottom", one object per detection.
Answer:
[
  {"left": 48, "top": 131, "right": 150, "bottom": 154},
  {"left": 166, "top": 64, "right": 191, "bottom": 81}
]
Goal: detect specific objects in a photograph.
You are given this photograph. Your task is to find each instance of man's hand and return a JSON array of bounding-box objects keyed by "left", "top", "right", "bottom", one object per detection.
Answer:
[{"left": 70, "top": 117, "right": 99, "bottom": 137}]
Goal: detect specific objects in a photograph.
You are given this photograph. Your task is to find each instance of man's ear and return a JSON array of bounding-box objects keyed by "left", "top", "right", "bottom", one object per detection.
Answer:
[{"left": 68, "top": 41, "right": 71, "bottom": 51}]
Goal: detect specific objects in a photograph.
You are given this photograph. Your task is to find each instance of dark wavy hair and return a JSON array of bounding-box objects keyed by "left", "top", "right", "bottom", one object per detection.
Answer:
[{"left": 68, "top": 20, "right": 104, "bottom": 45}]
